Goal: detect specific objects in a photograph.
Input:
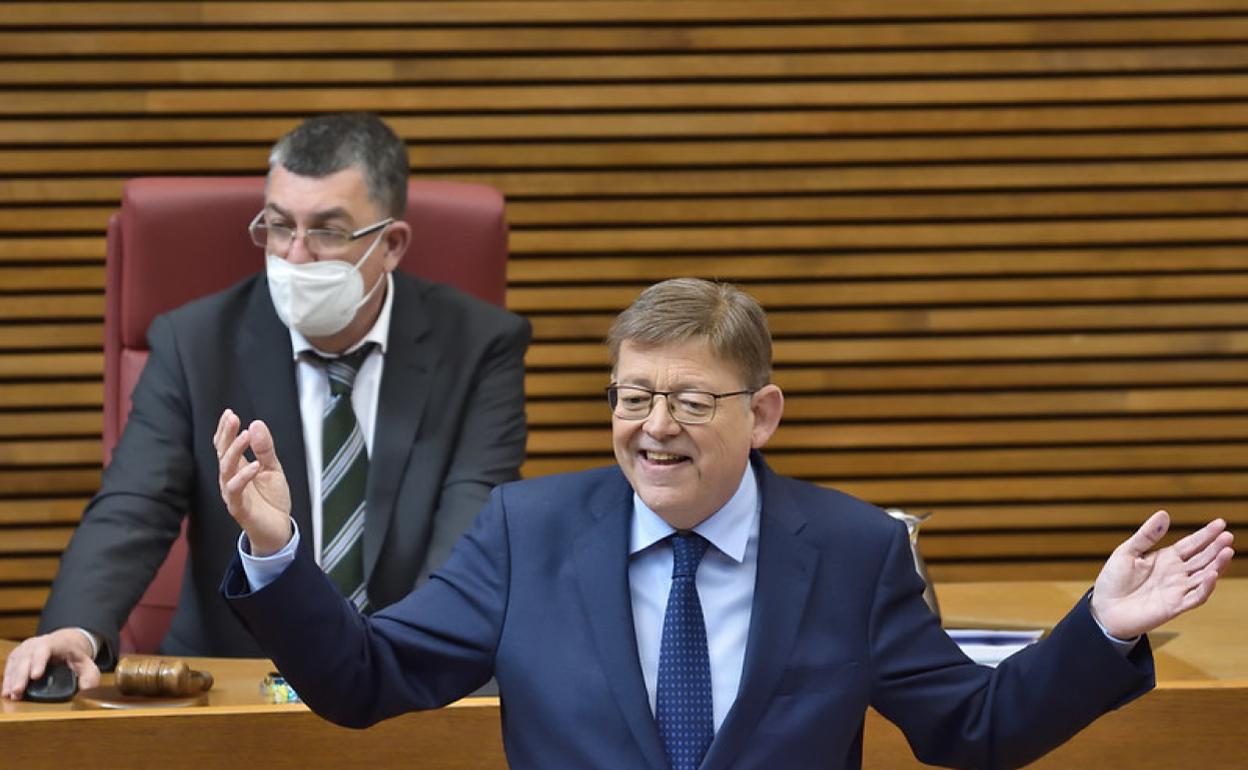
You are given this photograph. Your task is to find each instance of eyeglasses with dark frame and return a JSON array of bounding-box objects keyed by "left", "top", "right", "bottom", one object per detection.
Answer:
[
  {"left": 605, "top": 384, "right": 755, "bottom": 425},
  {"left": 248, "top": 211, "right": 393, "bottom": 258}
]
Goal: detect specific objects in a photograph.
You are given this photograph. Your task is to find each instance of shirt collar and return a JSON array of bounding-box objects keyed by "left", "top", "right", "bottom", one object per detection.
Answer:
[
  {"left": 628, "top": 462, "right": 759, "bottom": 564},
  {"left": 289, "top": 272, "right": 394, "bottom": 359}
]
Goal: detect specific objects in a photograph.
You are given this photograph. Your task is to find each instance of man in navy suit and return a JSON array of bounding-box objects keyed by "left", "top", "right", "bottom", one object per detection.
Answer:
[{"left": 217, "top": 278, "right": 1234, "bottom": 769}]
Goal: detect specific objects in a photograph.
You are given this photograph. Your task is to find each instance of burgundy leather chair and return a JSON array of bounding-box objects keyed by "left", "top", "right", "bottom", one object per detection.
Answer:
[{"left": 104, "top": 176, "right": 509, "bottom": 654}]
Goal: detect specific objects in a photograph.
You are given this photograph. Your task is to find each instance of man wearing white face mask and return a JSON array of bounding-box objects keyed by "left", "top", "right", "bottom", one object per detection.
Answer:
[{"left": 2, "top": 113, "right": 531, "bottom": 700}]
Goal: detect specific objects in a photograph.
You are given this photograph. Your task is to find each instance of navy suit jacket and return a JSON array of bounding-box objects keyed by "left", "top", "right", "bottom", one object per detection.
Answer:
[
  {"left": 42, "top": 270, "right": 529, "bottom": 667},
  {"left": 225, "top": 453, "right": 1154, "bottom": 770}
]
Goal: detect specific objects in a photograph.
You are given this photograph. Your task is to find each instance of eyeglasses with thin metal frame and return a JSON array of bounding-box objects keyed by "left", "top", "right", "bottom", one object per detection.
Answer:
[
  {"left": 248, "top": 211, "right": 393, "bottom": 258},
  {"left": 605, "top": 384, "right": 755, "bottom": 425}
]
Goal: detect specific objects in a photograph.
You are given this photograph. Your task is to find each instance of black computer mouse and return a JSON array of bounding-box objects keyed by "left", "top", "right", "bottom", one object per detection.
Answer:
[{"left": 23, "top": 663, "right": 78, "bottom": 702}]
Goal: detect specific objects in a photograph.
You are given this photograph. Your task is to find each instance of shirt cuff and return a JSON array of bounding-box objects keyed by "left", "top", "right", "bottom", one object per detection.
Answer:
[
  {"left": 238, "top": 521, "right": 300, "bottom": 592},
  {"left": 72, "top": 627, "right": 100, "bottom": 660},
  {"left": 1089, "top": 601, "right": 1141, "bottom": 656}
]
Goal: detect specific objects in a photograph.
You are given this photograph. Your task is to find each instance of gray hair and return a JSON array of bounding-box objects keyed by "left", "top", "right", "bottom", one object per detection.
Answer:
[
  {"left": 268, "top": 112, "right": 409, "bottom": 218},
  {"left": 607, "top": 278, "right": 773, "bottom": 390}
]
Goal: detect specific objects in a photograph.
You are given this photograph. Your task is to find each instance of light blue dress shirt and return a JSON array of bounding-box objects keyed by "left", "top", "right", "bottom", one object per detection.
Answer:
[
  {"left": 239, "top": 525, "right": 301, "bottom": 589},
  {"left": 629, "top": 465, "right": 759, "bottom": 733}
]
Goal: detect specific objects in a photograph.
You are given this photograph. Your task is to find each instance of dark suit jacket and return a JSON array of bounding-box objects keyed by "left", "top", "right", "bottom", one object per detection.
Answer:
[
  {"left": 224, "top": 453, "right": 1155, "bottom": 770},
  {"left": 41, "top": 270, "right": 530, "bottom": 668}
]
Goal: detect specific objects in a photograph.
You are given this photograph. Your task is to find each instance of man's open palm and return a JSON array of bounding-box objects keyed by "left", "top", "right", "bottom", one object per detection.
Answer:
[{"left": 1091, "top": 510, "right": 1234, "bottom": 640}]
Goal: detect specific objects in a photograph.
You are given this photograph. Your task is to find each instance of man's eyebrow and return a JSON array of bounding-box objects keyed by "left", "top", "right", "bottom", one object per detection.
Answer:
[
  {"left": 263, "top": 203, "right": 353, "bottom": 226},
  {"left": 614, "top": 377, "right": 654, "bottom": 389},
  {"left": 264, "top": 202, "right": 293, "bottom": 221}
]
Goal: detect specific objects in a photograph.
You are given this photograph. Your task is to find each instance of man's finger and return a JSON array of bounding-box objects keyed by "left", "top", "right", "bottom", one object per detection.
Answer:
[
  {"left": 68, "top": 659, "right": 101, "bottom": 690},
  {"left": 26, "top": 646, "right": 48, "bottom": 683},
  {"left": 1121, "top": 510, "right": 1170, "bottom": 557},
  {"left": 2, "top": 651, "right": 25, "bottom": 699},
  {"left": 1181, "top": 568, "right": 1221, "bottom": 613},
  {"left": 213, "top": 409, "right": 238, "bottom": 457},
  {"left": 246, "top": 419, "right": 282, "bottom": 472},
  {"left": 1173, "top": 518, "right": 1228, "bottom": 561},
  {"left": 1183, "top": 531, "right": 1234, "bottom": 574},
  {"left": 220, "top": 428, "right": 251, "bottom": 478},
  {"left": 2, "top": 642, "right": 43, "bottom": 700},
  {"left": 225, "top": 460, "right": 261, "bottom": 497}
]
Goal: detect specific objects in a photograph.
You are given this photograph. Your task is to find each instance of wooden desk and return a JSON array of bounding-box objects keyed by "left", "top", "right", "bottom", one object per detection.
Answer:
[
  {"left": 0, "top": 649, "right": 506, "bottom": 769},
  {"left": 4, "top": 580, "right": 1245, "bottom": 769}
]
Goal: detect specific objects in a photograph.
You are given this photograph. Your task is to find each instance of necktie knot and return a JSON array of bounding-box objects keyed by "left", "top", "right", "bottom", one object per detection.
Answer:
[
  {"left": 308, "top": 343, "right": 375, "bottom": 397},
  {"left": 670, "top": 532, "right": 709, "bottom": 579}
]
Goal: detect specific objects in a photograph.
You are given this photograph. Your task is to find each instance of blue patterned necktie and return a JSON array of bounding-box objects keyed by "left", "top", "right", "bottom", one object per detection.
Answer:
[
  {"left": 308, "top": 343, "right": 375, "bottom": 612},
  {"left": 656, "top": 532, "right": 714, "bottom": 770}
]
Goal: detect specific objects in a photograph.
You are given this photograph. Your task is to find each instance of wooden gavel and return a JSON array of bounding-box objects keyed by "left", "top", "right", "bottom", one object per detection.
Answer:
[{"left": 116, "top": 656, "right": 214, "bottom": 697}]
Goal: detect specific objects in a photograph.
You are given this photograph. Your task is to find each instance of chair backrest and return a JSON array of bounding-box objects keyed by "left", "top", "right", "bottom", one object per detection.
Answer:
[{"left": 107, "top": 176, "right": 509, "bottom": 653}]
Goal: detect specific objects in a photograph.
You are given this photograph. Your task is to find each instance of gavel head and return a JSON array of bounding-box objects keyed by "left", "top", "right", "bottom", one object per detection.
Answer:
[{"left": 116, "top": 657, "right": 213, "bottom": 697}]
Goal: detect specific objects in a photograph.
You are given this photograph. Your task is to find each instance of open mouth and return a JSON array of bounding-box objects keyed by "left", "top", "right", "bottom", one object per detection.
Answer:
[{"left": 641, "top": 450, "right": 689, "bottom": 466}]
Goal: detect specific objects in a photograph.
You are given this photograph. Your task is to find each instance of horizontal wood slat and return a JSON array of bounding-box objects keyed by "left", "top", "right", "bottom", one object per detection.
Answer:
[
  {"left": 462, "top": 163, "right": 1248, "bottom": 195},
  {"left": 0, "top": 557, "right": 60, "bottom": 582},
  {"left": 527, "top": 360, "right": 1248, "bottom": 396},
  {"left": 0, "top": 527, "right": 76, "bottom": 554},
  {"left": 0, "top": 383, "right": 102, "bottom": 408},
  {"left": 14, "top": 103, "right": 1248, "bottom": 148},
  {"left": 928, "top": 560, "right": 1248, "bottom": 581},
  {"left": 15, "top": 77, "right": 1248, "bottom": 115},
  {"left": 530, "top": 304, "right": 1248, "bottom": 341},
  {"left": 527, "top": 416, "right": 1248, "bottom": 454},
  {"left": 513, "top": 280, "right": 1248, "bottom": 312},
  {"left": 11, "top": 130, "right": 1248, "bottom": 172},
  {"left": 0, "top": 353, "right": 103, "bottom": 378},
  {"left": 0, "top": 587, "right": 49, "bottom": 613},
  {"left": 0, "top": 617, "right": 39, "bottom": 641},
  {"left": 0, "top": 412, "right": 102, "bottom": 438},
  {"left": 10, "top": 18, "right": 1248, "bottom": 56},
  {"left": 0, "top": 499, "right": 91, "bottom": 526},
  {"left": 514, "top": 250, "right": 1248, "bottom": 282},
  {"left": 524, "top": 332, "right": 1248, "bottom": 370},
  {"left": 524, "top": 444, "right": 1248, "bottom": 480},
  {"left": 0, "top": 439, "right": 103, "bottom": 466},
  {"left": 0, "top": 324, "right": 102, "bottom": 350},
  {"left": 3, "top": 1, "right": 1247, "bottom": 632},
  {"left": 9, "top": 1, "right": 1248, "bottom": 26},
  {"left": 0, "top": 297, "right": 104, "bottom": 322},
  {"left": 13, "top": 47, "right": 1248, "bottom": 86},
  {"left": 528, "top": 389, "right": 1248, "bottom": 426}
]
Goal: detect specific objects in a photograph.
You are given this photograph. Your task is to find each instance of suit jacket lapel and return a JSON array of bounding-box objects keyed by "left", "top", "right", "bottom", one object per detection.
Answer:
[
  {"left": 573, "top": 472, "right": 670, "bottom": 770},
  {"left": 702, "top": 456, "right": 819, "bottom": 770},
  {"left": 238, "top": 278, "right": 313, "bottom": 551},
  {"left": 364, "top": 274, "right": 436, "bottom": 579}
]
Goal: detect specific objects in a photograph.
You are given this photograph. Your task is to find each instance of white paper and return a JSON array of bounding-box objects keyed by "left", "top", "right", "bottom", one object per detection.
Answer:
[{"left": 947, "top": 628, "right": 1044, "bottom": 668}]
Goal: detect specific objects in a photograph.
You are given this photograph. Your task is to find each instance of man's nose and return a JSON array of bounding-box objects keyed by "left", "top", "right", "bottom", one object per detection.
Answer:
[
  {"left": 643, "top": 395, "right": 682, "bottom": 437},
  {"left": 283, "top": 233, "right": 315, "bottom": 264}
]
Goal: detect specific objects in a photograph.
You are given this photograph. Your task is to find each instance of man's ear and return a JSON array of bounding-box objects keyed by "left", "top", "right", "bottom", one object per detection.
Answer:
[
  {"left": 749, "top": 384, "right": 785, "bottom": 449},
  {"left": 381, "top": 221, "right": 411, "bottom": 272}
]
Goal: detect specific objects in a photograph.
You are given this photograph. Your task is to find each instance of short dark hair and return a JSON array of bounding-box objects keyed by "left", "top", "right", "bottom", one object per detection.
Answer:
[
  {"left": 607, "top": 278, "right": 773, "bottom": 390},
  {"left": 268, "top": 112, "right": 409, "bottom": 218}
]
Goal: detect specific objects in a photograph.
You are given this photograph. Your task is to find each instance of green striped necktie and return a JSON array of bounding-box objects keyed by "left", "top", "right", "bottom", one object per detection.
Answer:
[{"left": 310, "top": 342, "right": 375, "bottom": 613}]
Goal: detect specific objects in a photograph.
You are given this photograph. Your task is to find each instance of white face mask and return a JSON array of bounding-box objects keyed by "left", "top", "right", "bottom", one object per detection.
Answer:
[{"left": 265, "top": 230, "right": 388, "bottom": 338}]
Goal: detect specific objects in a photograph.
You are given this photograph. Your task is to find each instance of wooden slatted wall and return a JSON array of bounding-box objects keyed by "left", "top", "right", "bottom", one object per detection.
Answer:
[{"left": 2, "top": 1, "right": 1247, "bottom": 639}]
